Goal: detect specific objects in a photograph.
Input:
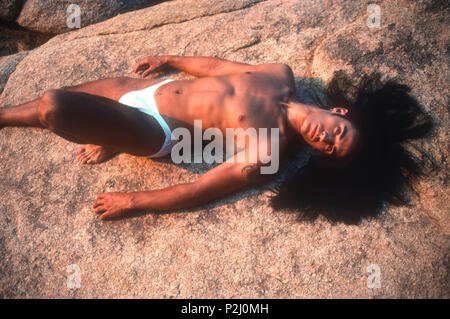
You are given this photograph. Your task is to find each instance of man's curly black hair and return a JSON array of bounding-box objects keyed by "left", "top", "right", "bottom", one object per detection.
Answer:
[{"left": 270, "top": 71, "right": 436, "bottom": 224}]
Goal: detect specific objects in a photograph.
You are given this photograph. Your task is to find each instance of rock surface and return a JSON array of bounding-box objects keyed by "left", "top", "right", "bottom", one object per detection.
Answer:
[
  {"left": 16, "top": 0, "right": 167, "bottom": 34},
  {"left": 0, "top": 25, "right": 50, "bottom": 57},
  {"left": 0, "top": 0, "right": 23, "bottom": 22},
  {"left": 0, "top": 0, "right": 448, "bottom": 298},
  {"left": 1, "top": 1, "right": 167, "bottom": 58},
  {"left": 0, "top": 50, "right": 28, "bottom": 94}
]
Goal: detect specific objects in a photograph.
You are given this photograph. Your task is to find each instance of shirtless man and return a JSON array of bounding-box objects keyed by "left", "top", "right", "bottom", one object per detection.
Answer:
[{"left": 0, "top": 56, "right": 359, "bottom": 220}]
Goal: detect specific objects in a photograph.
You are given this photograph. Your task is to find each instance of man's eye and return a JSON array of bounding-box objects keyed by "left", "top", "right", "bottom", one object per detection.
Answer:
[
  {"left": 334, "top": 127, "right": 341, "bottom": 135},
  {"left": 326, "top": 145, "right": 333, "bottom": 152}
]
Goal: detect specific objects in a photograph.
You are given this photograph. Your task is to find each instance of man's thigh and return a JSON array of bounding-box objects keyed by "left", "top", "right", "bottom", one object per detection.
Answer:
[{"left": 44, "top": 89, "right": 166, "bottom": 156}]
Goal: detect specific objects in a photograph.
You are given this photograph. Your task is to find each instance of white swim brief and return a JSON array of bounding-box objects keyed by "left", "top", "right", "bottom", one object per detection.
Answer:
[{"left": 118, "top": 79, "right": 177, "bottom": 158}]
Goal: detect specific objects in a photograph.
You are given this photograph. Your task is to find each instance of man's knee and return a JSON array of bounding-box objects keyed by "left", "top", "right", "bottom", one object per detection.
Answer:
[{"left": 37, "top": 89, "right": 66, "bottom": 129}]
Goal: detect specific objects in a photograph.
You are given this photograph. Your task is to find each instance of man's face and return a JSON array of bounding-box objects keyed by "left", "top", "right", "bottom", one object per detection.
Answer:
[{"left": 300, "top": 108, "right": 359, "bottom": 159}]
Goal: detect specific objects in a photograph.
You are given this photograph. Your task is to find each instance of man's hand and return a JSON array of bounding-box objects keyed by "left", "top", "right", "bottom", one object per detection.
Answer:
[
  {"left": 133, "top": 56, "right": 167, "bottom": 78},
  {"left": 93, "top": 192, "right": 135, "bottom": 220},
  {"left": 133, "top": 55, "right": 257, "bottom": 78}
]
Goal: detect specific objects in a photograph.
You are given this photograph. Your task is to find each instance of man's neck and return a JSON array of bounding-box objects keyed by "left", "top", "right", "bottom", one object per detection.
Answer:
[{"left": 284, "top": 99, "right": 314, "bottom": 135}]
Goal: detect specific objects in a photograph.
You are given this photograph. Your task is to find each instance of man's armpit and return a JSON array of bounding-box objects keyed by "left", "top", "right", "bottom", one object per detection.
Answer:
[{"left": 241, "top": 164, "right": 269, "bottom": 183}]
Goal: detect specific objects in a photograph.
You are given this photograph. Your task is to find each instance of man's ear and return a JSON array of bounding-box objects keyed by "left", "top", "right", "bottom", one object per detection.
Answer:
[{"left": 330, "top": 107, "right": 349, "bottom": 116}]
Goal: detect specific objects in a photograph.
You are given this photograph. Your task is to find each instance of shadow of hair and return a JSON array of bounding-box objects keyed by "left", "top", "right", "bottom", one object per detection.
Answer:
[{"left": 270, "top": 71, "right": 437, "bottom": 225}]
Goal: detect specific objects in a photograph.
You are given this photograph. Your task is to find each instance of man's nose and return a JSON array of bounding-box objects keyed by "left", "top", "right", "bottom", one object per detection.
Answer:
[{"left": 319, "top": 131, "right": 334, "bottom": 143}]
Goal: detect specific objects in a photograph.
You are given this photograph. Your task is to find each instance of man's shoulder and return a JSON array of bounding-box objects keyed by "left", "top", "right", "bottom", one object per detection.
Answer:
[
  {"left": 254, "top": 63, "right": 293, "bottom": 75},
  {"left": 253, "top": 63, "right": 295, "bottom": 89}
]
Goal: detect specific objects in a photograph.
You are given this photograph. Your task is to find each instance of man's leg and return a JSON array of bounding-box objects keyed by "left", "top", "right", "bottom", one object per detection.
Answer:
[
  {"left": 62, "top": 77, "right": 165, "bottom": 163},
  {"left": 0, "top": 77, "right": 158, "bottom": 128},
  {"left": 0, "top": 77, "right": 167, "bottom": 163}
]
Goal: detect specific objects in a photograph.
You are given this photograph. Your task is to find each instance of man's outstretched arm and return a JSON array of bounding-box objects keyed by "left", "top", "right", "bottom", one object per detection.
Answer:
[
  {"left": 133, "top": 55, "right": 293, "bottom": 79},
  {"left": 92, "top": 152, "right": 270, "bottom": 220}
]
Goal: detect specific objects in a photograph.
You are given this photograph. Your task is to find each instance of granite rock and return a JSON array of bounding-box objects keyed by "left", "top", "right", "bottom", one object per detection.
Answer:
[
  {"left": 16, "top": 0, "right": 167, "bottom": 34},
  {"left": 0, "top": 50, "right": 28, "bottom": 94},
  {"left": 0, "top": 25, "right": 51, "bottom": 57},
  {"left": 0, "top": 0, "right": 448, "bottom": 298},
  {"left": 0, "top": 0, "right": 23, "bottom": 22}
]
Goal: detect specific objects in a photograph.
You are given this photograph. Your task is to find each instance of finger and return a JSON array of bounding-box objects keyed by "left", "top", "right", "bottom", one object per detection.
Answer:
[
  {"left": 142, "top": 68, "right": 153, "bottom": 78},
  {"left": 135, "top": 60, "right": 148, "bottom": 72},
  {"left": 133, "top": 61, "right": 143, "bottom": 73},
  {"left": 85, "top": 151, "right": 96, "bottom": 163},
  {"left": 96, "top": 194, "right": 105, "bottom": 201},
  {"left": 76, "top": 146, "right": 85, "bottom": 155},
  {"left": 76, "top": 151, "right": 85, "bottom": 161},
  {"left": 100, "top": 212, "right": 113, "bottom": 221},
  {"left": 76, "top": 154, "right": 84, "bottom": 163},
  {"left": 86, "top": 148, "right": 96, "bottom": 155},
  {"left": 94, "top": 202, "right": 105, "bottom": 210},
  {"left": 82, "top": 152, "right": 93, "bottom": 164},
  {"left": 79, "top": 152, "right": 89, "bottom": 162},
  {"left": 76, "top": 150, "right": 85, "bottom": 160},
  {"left": 94, "top": 205, "right": 106, "bottom": 214},
  {"left": 82, "top": 154, "right": 92, "bottom": 163},
  {"left": 92, "top": 200, "right": 102, "bottom": 208},
  {"left": 133, "top": 61, "right": 147, "bottom": 73}
]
